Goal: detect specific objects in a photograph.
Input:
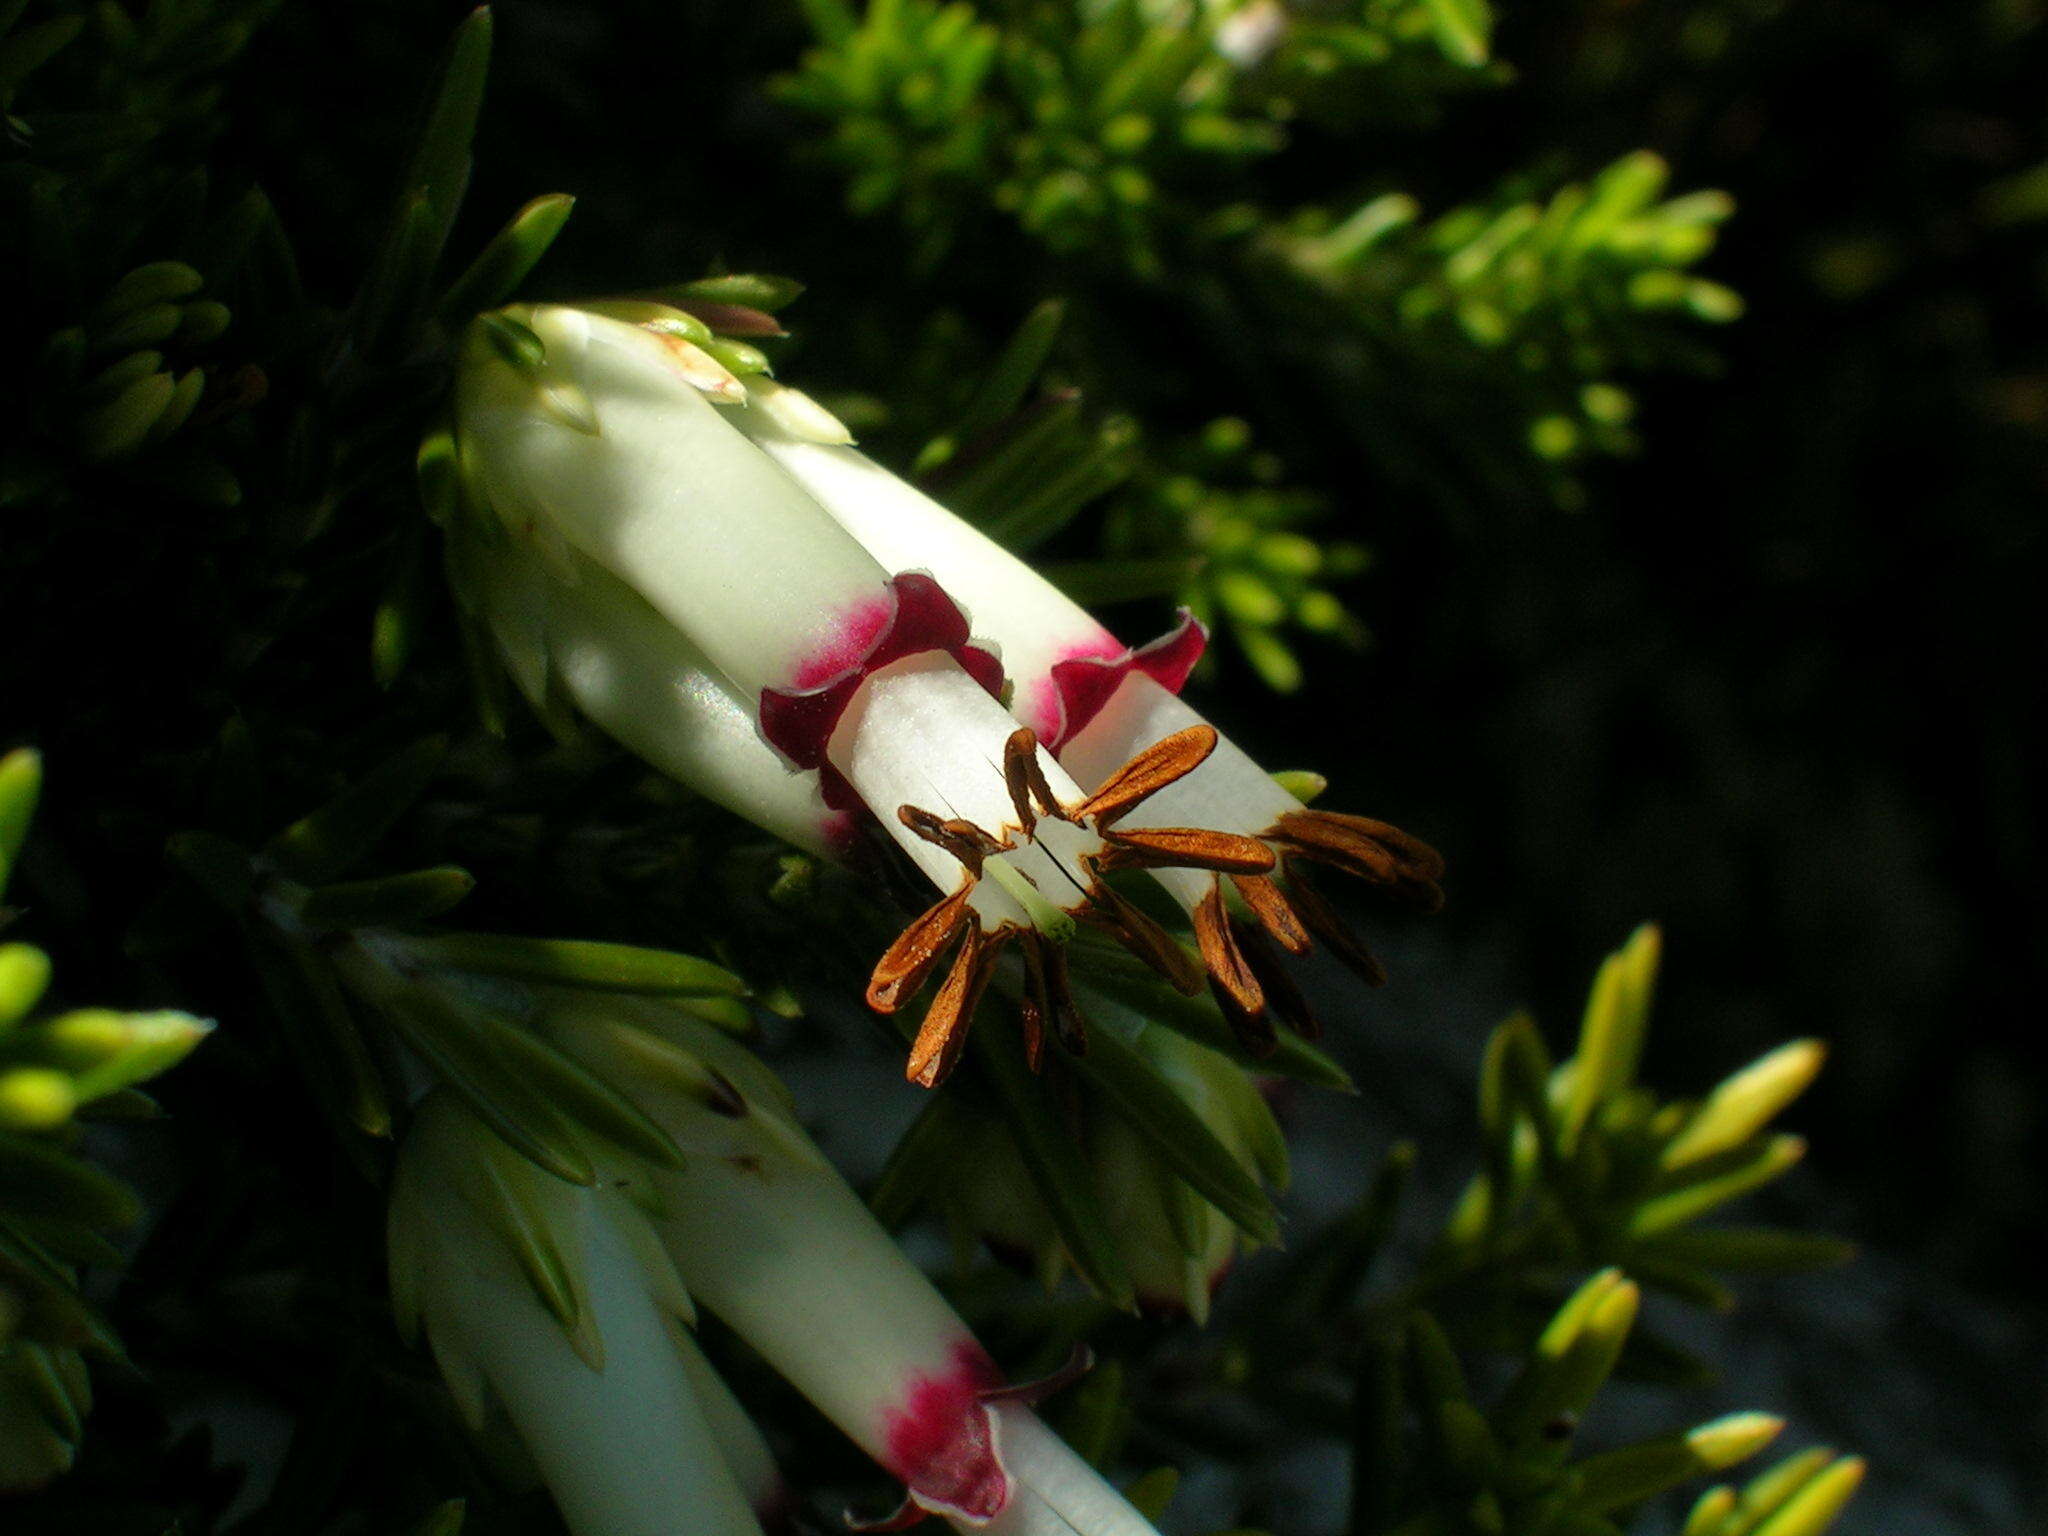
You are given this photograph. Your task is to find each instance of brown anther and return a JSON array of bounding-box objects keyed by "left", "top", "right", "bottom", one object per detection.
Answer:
[
  {"left": 897, "top": 804, "right": 1003, "bottom": 873},
  {"left": 1232, "top": 872, "right": 1313, "bottom": 954},
  {"left": 1073, "top": 724, "right": 1218, "bottom": 830},
  {"left": 1195, "top": 883, "right": 1267, "bottom": 1031},
  {"left": 1271, "top": 809, "right": 1445, "bottom": 911},
  {"left": 1281, "top": 861, "right": 1388, "bottom": 985},
  {"left": 867, "top": 881, "right": 975, "bottom": 1013},
  {"left": 1021, "top": 930, "right": 1087, "bottom": 1061},
  {"left": 1097, "top": 825, "right": 1277, "bottom": 875},
  {"left": 1082, "top": 872, "right": 1206, "bottom": 995},
  {"left": 1001, "top": 726, "right": 1074, "bottom": 839},
  {"left": 1001, "top": 727, "right": 1041, "bottom": 837},
  {"left": 1232, "top": 918, "right": 1320, "bottom": 1039},
  {"left": 906, "top": 924, "right": 1007, "bottom": 1088}
]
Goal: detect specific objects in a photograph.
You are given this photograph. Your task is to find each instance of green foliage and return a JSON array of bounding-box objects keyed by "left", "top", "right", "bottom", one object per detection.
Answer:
[
  {"left": 0, "top": 751, "right": 208, "bottom": 1492},
  {"left": 0, "top": 1, "right": 1914, "bottom": 1529}
]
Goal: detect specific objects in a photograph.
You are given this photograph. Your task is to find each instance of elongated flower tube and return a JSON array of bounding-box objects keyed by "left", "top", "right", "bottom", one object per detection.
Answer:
[
  {"left": 730, "top": 379, "right": 1206, "bottom": 754},
  {"left": 446, "top": 513, "right": 851, "bottom": 859},
  {"left": 533, "top": 991, "right": 1166, "bottom": 1534},
  {"left": 450, "top": 303, "right": 1292, "bottom": 1082},
  {"left": 388, "top": 1091, "right": 782, "bottom": 1536},
  {"left": 726, "top": 377, "right": 1443, "bottom": 1049}
]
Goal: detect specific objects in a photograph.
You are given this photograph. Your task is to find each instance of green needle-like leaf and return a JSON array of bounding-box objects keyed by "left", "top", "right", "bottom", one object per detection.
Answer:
[
  {"left": 265, "top": 737, "right": 449, "bottom": 885},
  {"left": 439, "top": 193, "right": 576, "bottom": 322},
  {"left": 400, "top": 932, "right": 747, "bottom": 997},
  {"left": 298, "top": 867, "right": 475, "bottom": 931},
  {"left": 972, "top": 1019, "right": 1136, "bottom": 1310},
  {"left": 1068, "top": 1023, "right": 1280, "bottom": 1245}
]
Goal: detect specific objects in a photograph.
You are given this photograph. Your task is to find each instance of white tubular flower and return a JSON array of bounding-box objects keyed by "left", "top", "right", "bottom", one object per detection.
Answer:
[
  {"left": 388, "top": 1092, "right": 781, "bottom": 1536},
  {"left": 447, "top": 518, "right": 852, "bottom": 859},
  {"left": 539, "top": 994, "right": 1164, "bottom": 1535},
  {"left": 725, "top": 376, "right": 1443, "bottom": 1051},
  {"left": 452, "top": 303, "right": 1288, "bottom": 1084},
  {"left": 730, "top": 380, "right": 1204, "bottom": 754}
]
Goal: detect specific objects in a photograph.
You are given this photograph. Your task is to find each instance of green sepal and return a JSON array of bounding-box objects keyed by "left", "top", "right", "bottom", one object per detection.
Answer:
[
  {"left": 1068, "top": 1023, "right": 1279, "bottom": 1245},
  {"left": 665, "top": 273, "right": 804, "bottom": 311},
  {"left": 472, "top": 1013, "right": 685, "bottom": 1171},
  {"left": 868, "top": 1091, "right": 971, "bottom": 1229},
  {"left": 0, "top": 1131, "right": 141, "bottom": 1228},
  {"left": 1067, "top": 943, "right": 1353, "bottom": 1089},
  {"left": 439, "top": 192, "right": 576, "bottom": 323},
  {"left": 295, "top": 866, "right": 475, "bottom": 933},
  {"left": 971, "top": 1020, "right": 1136, "bottom": 1310},
  {"left": 398, "top": 931, "right": 747, "bottom": 997},
  {"left": 360, "top": 971, "right": 595, "bottom": 1186},
  {"left": 264, "top": 737, "right": 449, "bottom": 885}
]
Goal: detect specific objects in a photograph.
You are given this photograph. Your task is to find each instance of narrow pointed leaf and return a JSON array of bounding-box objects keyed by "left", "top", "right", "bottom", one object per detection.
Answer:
[
  {"left": 1069, "top": 1022, "right": 1279, "bottom": 1245},
  {"left": 298, "top": 866, "right": 474, "bottom": 931},
  {"left": 439, "top": 193, "right": 575, "bottom": 322},
  {"left": 972, "top": 1021, "right": 1136, "bottom": 1310},
  {"left": 473, "top": 1014, "right": 684, "bottom": 1170},
  {"left": 265, "top": 737, "right": 448, "bottom": 883},
  {"left": 399, "top": 931, "right": 747, "bottom": 996}
]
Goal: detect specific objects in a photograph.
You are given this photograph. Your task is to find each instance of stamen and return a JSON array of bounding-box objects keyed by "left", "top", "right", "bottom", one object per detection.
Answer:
[
  {"left": 1013, "top": 730, "right": 1070, "bottom": 822},
  {"left": 906, "top": 925, "right": 1006, "bottom": 1087},
  {"left": 868, "top": 882, "right": 975, "bottom": 1013},
  {"left": 1232, "top": 918, "right": 1320, "bottom": 1039},
  {"left": 1002, "top": 727, "right": 1040, "bottom": 837},
  {"left": 1073, "top": 724, "right": 1218, "bottom": 829},
  {"left": 1281, "top": 861, "right": 1388, "bottom": 985},
  {"left": 1081, "top": 872, "right": 1206, "bottom": 995},
  {"left": 1271, "top": 809, "right": 1445, "bottom": 911},
  {"left": 1021, "top": 931, "right": 1086, "bottom": 1062},
  {"left": 1097, "top": 825, "right": 1277, "bottom": 875},
  {"left": 1232, "top": 872, "right": 1312, "bottom": 954},
  {"left": 897, "top": 804, "right": 1002, "bottom": 873},
  {"left": 1194, "top": 884, "right": 1266, "bottom": 1031}
]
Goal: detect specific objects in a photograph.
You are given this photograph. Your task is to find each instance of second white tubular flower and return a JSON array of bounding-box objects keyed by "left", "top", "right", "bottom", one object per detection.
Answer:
[
  {"left": 535, "top": 993, "right": 1167, "bottom": 1535},
  {"left": 389, "top": 1092, "right": 780, "bottom": 1536}
]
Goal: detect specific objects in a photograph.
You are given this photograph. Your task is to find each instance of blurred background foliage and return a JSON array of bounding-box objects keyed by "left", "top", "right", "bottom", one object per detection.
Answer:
[{"left": 2, "top": 0, "right": 2043, "bottom": 1530}]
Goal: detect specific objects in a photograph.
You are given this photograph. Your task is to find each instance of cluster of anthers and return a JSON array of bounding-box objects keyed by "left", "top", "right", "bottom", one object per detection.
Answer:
[{"left": 866, "top": 721, "right": 1443, "bottom": 1087}]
